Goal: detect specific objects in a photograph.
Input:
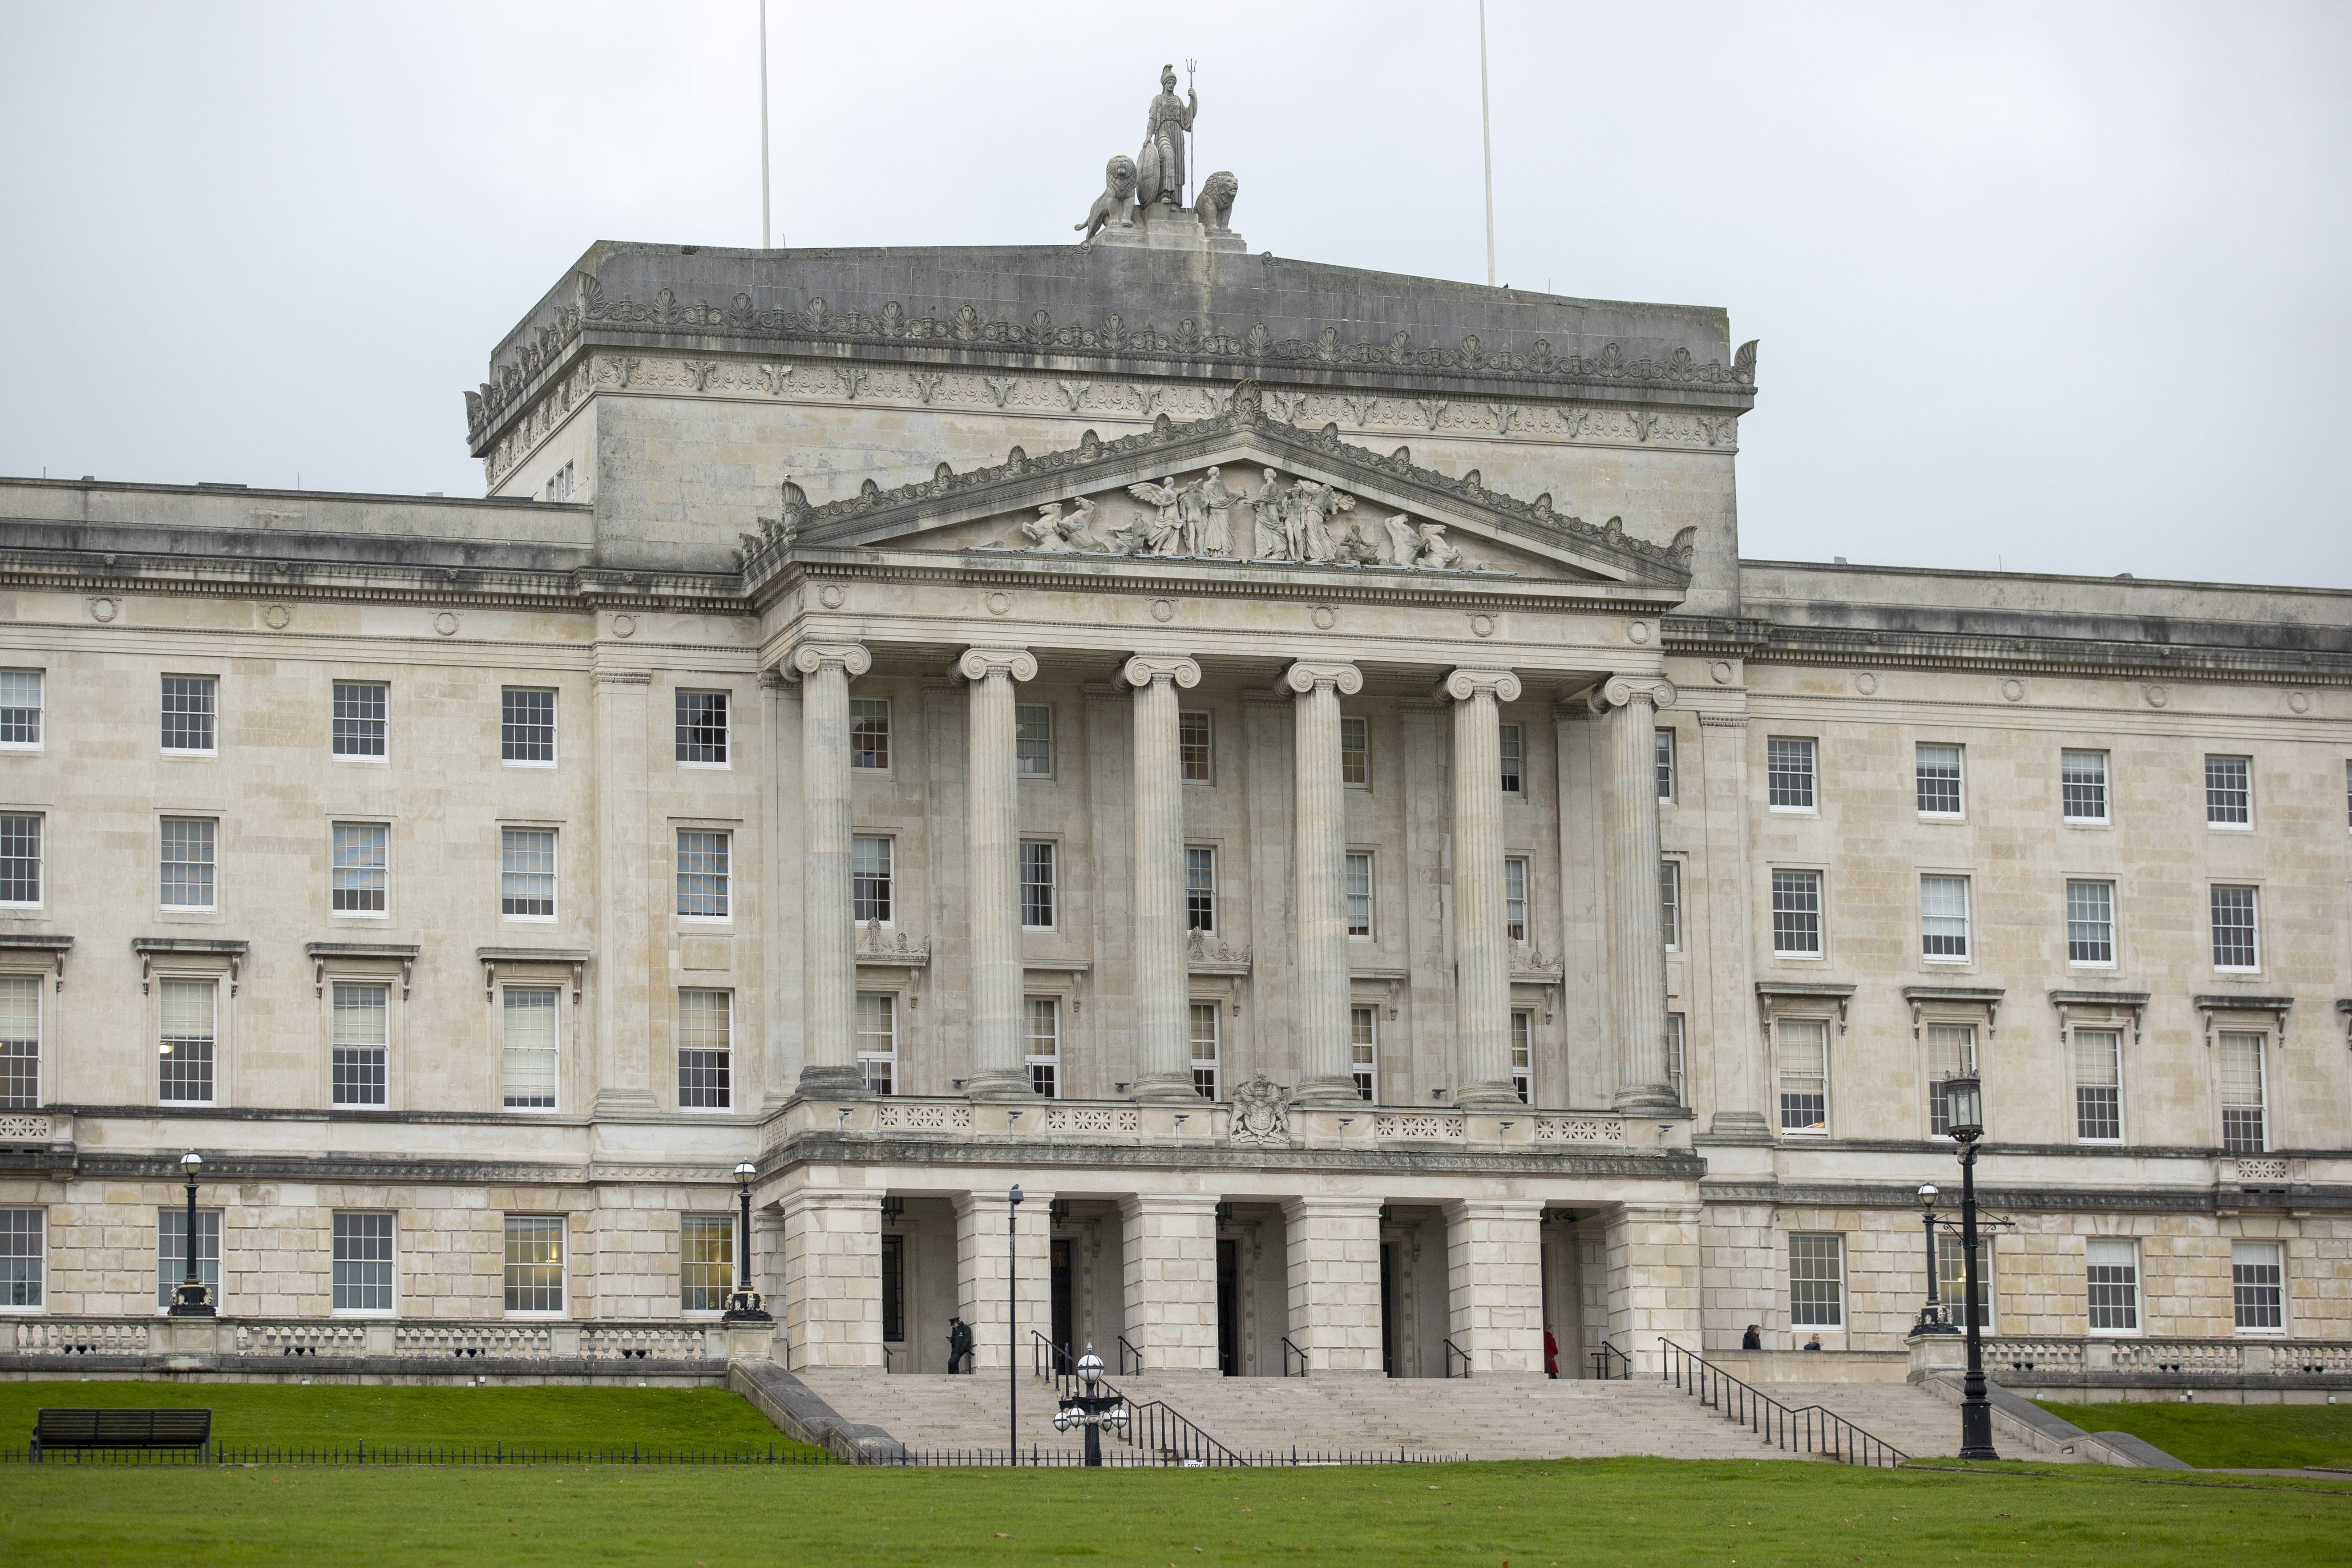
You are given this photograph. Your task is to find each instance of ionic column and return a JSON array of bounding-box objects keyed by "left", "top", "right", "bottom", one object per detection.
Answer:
[
  {"left": 1123, "top": 655, "right": 1205, "bottom": 1103},
  {"left": 1285, "top": 660, "right": 1363, "bottom": 1106},
  {"left": 958, "top": 647, "right": 1039, "bottom": 1100},
  {"left": 788, "top": 641, "right": 872, "bottom": 1098},
  {"left": 1595, "top": 675, "right": 1679, "bottom": 1110},
  {"left": 1443, "top": 668, "right": 1523, "bottom": 1108}
]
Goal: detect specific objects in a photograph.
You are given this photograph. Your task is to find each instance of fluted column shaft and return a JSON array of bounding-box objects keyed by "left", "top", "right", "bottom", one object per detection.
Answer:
[
  {"left": 959, "top": 647, "right": 1038, "bottom": 1099},
  {"left": 1126, "top": 655, "right": 1204, "bottom": 1103},
  {"left": 1599, "top": 675, "right": 1677, "bottom": 1109},
  {"left": 1287, "top": 661, "right": 1362, "bottom": 1105},
  {"left": 790, "top": 641, "right": 871, "bottom": 1096},
  {"left": 1446, "top": 669, "right": 1523, "bottom": 1107}
]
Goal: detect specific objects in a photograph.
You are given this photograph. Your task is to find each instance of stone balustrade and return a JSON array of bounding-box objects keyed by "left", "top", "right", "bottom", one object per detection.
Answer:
[
  {"left": 8, "top": 1316, "right": 774, "bottom": 1365},
  {"left": 1978, "top": 1335, "right": 2352, "bottom": 1377}
]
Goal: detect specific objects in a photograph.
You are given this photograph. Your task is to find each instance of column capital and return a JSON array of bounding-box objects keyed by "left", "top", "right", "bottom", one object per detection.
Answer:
[
  {"left": 1588, "top": 673, "right": 1677, "bottom": 713},
  {"left": 783, "top": 639, "right": 872, "bottom": 679},
  {"left": 1283, "top": 660, "right": 1363, "bottom": 697},
  {"left": 1121, "top": 655, "right": 1203, "bottom": 691},
  {"left": 953, "top": 646, "right": 1038, "bottom": 683},
  {"left": 1437, "top": 668, "right": 1522, "bottom": 704}
]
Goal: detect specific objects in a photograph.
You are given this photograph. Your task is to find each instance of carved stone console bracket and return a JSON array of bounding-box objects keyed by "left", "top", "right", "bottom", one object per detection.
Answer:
[
  {"left": 1350, "top": 966, "right": 1409, "bottom": 1021},
  {"left": 2048, "top": 989, "right": 2151, "bottom": 1045},
  {"left": 2191, "top": 993, "right": 2293, "bottom": 1050},
  {"left": 1754, "top": 981, "right": 1856, "bottom": 1040},
  {"left": 305, "top": 942, "right": 422, "bottom": 1000},
  {"left": 1900, "top": 985, "right": 2006, "bottom": 1039},
  {"left": 476, "top": 947, "right": 590, "bottom": 1004},
  {"left": 133, "top": 937, "right": 249, "bottom": 996},
  {"left": 0, "top": 933, "right": 72, "bottom": 992},
  {"left": 1024, "top": 959, "right": 1093, "bottom": 1016}
]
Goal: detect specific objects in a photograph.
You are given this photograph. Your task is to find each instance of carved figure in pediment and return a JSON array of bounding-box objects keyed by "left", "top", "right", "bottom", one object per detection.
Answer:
[
  {"left": 1198, "top": 170, "right": 1238, "bottom": 233},
  {"left": 1020, "top": 497, "right": 1109, "bottom": 553},
  {"left": 1075, "top": 155, "right": 1139, "bottom": 242},
  {"left": 1332, "top": 518, "right": 1382, "bottom": 566},
  {"left": 1296, "top": 482, "right": 1354, "bottom": 564},
  {"left": 1379, "top": 513, "right": 1418, "bottom": 566},
  {"left": 1127, "top": 478, "right": 1186, "bottom": 555},
  {"left": 1134, "top": 64, "right": 1196, "bottom": 209},
  {"left": 1413, "top": 521, "right": 1464, "bottom": 570},
  {"left": 1196, "top": 466, "right": 1237, "bottom": 556},
  {"left": 1250, "top": 468, "right": 1289, "bottom": 560}
]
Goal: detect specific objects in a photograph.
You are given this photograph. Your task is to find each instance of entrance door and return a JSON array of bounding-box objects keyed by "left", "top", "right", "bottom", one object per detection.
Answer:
[
  {"left": 1050, "top": 1237, "right": 1073, "bottom": 1363},
  {"left": 1216, "top": 1238, "right": 1240, "bottom": 1375},
  {"left": 1380, "top": 1243, "right": 1396, "bottom": 1377}
]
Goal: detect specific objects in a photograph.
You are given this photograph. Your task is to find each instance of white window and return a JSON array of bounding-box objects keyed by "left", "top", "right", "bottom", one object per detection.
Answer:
[
  {"left": 1020, "top": 840, "right": 1056, "bottom": 929},
  {"left": 1655, "top": 728, "right": 1676, "bottom": 804},
  {"left": 1350, "top": 1004, "right": 1377, "bottom": 1102},
  {"left": 850, "top": 698, "right": 890, "bottom": 770},
  {"left": 2219, "top": 1031, "right": 2267, "bottom": 1153},
  {"left": 1766, "top": 736, "right": 1815, "bottom": 810},
  {"left": 1179, "top": 711, "right": 1213, "bottom": 783},
  {"left": 0, "top": 1209, "right": 42, "bottom": 1307},
  {"left": 332, "top": 1212, "right": 394, "bottom": 1313},
  {"left": 501, "top": 986, "right": 559, "bottom": 1110},
  {"left": 1339, "top": 716, "right": 1368, "bottom": 787},
  {"left": 2205, "top": 754, "right": 2251, "bottom": 827},
  {"left": 331, "top": 982, "right": 388, "bottom": 1108},
  {"left": 0, "top": 813, "right": 41, "bottom": 907},
  {"left": 675, "top": 690, "right": 730, "bottom": 765},
  {"left": 2231, "top": 1241, "right": 2284, "bottom": 1334},
  {"left": 503, "top": 1216, "right": 565, "bottom": 1314},
  {"left": 1015, "top": 703, "right": 1054, "bottom": 777},
  {"left": 2210, "top": 885, "right": 2259, "bottom": 970},
  {"left": 1777, "top": 1018, "right": 1828, "bottom": 1135},
  {"left": 681, "top": 1215, "right": 733, "bottom": 1313},
  {"left": 158, "top": 978, "right": 216, "bottom": 1103},
  {"left": 1025, "top": 996, "right": 1060, "bottom": 1097},
  {"left": 2073, "top": 1027, "right": 2122, "bottom": 1141},
  {"left": 852, "top": 836, "right": 893, "bottom": 922},
  {"left": 1916, "top": 743, "right": 1963, "bottom": 817},
  {"left": 544, "top": 460, "right": 575, "bottom": 502},
  {"left": 1788, "top": 1234, "right": 1844, "bottom": 1328},
  {"left": 502, "top": 688, "right": 557, "bottom": 765},
  {"left": 156, "top": 1208, "right": 221, "bottom": 1308},
  {"left": 1665, "top": 1013, "right": 1686, "bottom": 1106},
  {"left": 1186, "top": 846, "right": 1216, "bottom": 932},
  {"left": 2085, "top": 1237, "right": 2140, "bottom": 1334},
  {"left": 2061, "top": 749, "right": 2108, "bottom": 823},
  {"left": 160, "top": 816, "right": 217, "bottom": 909},
  {"left": 500, "top": 827, "right": 556, "bottom": 919},
  {"left": 0, "top": 976, "right": 37, "bottom": 1110},
  {"left": 677, "top": 988, "right": 732, "bottom": 1110},
  {"left": 676, "top": 829, "right": 730, "bottom": 919},
  {"left": 1504, "top": 856, "right": 1529, "bottom": 943},
  {"left": 1510, "top": 1009, "right": 1532, "bottom": 1104},
  {"left": 161, "top": 675, "right": 217, "bottom": 754},
  {"left": 1498, "top": 723, "right": 1523, "bottom": 794},
  {"left": 1925, "top": 1023, "right": 1977, "bottom": 1137},
  {"left": 0, "top": 671, "right": 44, "bottom": 749},
  {"left": 857, "top": 992, "right": 897, "bottom": 1094},
  {"left": 1345, "top": 852, "right": 1374, "bottom": 938},
  {"left": 1659, "top": 860, "right": 1681, "bottom": 951},
  {"left": 1771, "top": 869, "right": 1822, "bottom": 958},
  {"left": 1190, "top": 1001, "right": 1220, "bottom": 1099},
  {"left": 1920, "top": 874, "right": 1970, "bottom": 961},
  {"left": 331, "top": 822, "right": 388, "bottom": 915},
  {"left": 1935, "top": 1233, "right": 1994, "bottom": 1330},
  {"left": 332, "top": 680, "right": 387, "bottom": 760},
  {"left": 2066, "top": 880, "right": 2115, "bottom": 966}
]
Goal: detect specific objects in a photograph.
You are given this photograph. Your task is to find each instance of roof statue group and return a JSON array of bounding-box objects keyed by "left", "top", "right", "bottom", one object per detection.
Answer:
[
  {"left": 1016, "top": 467, "right": 1468, "bottom": 571},
  {"left": 1077, "top": 64, "right": 1239, "bottom": 241}
]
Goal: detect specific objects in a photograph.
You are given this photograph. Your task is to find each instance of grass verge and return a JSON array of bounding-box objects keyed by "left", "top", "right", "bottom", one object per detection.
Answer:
[{"left": 2033, "top": 1398, "right": 2352, "bottom": 1470}]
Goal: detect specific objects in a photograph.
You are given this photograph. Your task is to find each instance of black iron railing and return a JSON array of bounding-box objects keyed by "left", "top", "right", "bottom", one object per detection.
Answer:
[
  {"left": 870, "top": 1446, "right": 1470, "bottom": 1467},
  {"left": 1117, "top": 1335, "right": 1144, "bottom": 1376},
  {"left": 1657, "top": 1339, "right": 1909, "bottom": 1467},
  {"left": 1442, "top": 1338, "right": 1471, "bottom": 1378},
  {"left": 1116, "top": 1400, "right": 1248, "bottom": 1466},
  {"left": 1280, "top": 1336, "right": 1309, "bottom": 1377},
  {"left": 1589, "top": 1342, "right": 1632, "bottom": 1380},
  {"left": 8, "top": 1441, "right": 832, "bottom": 1466}
]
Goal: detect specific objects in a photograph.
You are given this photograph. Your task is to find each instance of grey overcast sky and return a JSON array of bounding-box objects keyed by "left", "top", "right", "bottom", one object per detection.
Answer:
[{"left": 4, "top": 1, "right": 2347, "bottom": 586}]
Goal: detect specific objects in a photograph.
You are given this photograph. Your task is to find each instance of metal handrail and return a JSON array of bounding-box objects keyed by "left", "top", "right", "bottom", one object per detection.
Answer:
[
  {"left": 1115, "top": 1400, "right": 1248, "bottom": 1466},
  {"left": 1280, "top": 1337, "right": 1308, "bottom": 1377},
  {"left": 1589, "top": 1342, "right": 1632, "bottom": 1381},
  {"left": 1657, "top": 1339, "right": 1909, "bottom": 1468},
  {"left": 1442, "top": 1338, "right": 1471, "bottom": 1378},
  {"left": 1030, "top": 1331, "right": 1083, "bottom": 1398},
  {"left": 1117, "top": 1336, "right": 1144, "bottom": 1377}
]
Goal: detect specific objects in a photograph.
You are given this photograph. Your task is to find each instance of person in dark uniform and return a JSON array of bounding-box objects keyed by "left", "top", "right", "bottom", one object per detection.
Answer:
[
  {"left": 1742, "top": 1324, "right": 1763, "bottom": 1350},
  {"left": 946, "top": 1315, "right": 974, "bottom": 1374}
]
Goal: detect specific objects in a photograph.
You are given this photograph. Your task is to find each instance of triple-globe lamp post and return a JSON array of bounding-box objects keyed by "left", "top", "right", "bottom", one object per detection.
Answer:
[{"left": 1941, "top": 1075, "right": 1999, "bottom": 1461}]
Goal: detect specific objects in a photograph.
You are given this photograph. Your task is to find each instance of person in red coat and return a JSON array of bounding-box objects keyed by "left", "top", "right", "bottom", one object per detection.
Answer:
[{"left": 1543, "top": 1328, "right": 1560, "bottom": 1378}]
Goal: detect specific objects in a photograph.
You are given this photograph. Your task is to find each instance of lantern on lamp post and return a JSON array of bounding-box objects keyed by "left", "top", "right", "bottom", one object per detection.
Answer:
[
  {"left": 1941, "top": 1074, "right": 1998, "bottom": 1461},
  {"left": 723, "top": 1160, "right": 771, "bottom": 1324},
  {"left": 167, "top": 1150, "right": 215, "bottom": 1317}
]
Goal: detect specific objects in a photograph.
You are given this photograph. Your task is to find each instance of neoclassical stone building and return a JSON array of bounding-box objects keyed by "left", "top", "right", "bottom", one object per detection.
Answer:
[{"left": 1, "top": 161, "right": 2347, "bottom": 1382}]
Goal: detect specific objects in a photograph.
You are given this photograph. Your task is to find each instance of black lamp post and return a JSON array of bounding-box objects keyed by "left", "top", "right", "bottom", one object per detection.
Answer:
[
  {"left": 1007, "top": 1184, "right": 1024, "bottom": 1463},
  {"left": 1912, "top": 1183, "right": 1954, "bottom": 1336},
  {"left": 1942, "top": 1075, "right": 1999, "bottom": 1460},
  {"left": 168, "top": 1150, "right": 214, "bottom": 1317},
  {"left": 723, "top": 1160, "right": 772, "bottom": 1324},
  {"left": 1051, "top": 1348, "right": 1130, "bottom": 1466}
]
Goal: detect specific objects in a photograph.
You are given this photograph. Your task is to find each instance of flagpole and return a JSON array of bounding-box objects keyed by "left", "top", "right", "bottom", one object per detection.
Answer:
[
  {"left": 1479, "top": 0, "right": 1495, "bottom": 286},
  {"left": 1184, "top": 57, "right": 1198, "bottom": 209},
  {"left": 759, "top": 0, "right": 772, "bottom": 248}
]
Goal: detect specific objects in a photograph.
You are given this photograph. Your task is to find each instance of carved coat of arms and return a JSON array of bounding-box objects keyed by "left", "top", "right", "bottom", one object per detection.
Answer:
[{"left": 1229, "top": 1073, "right": 1293, "bottom": 1146}]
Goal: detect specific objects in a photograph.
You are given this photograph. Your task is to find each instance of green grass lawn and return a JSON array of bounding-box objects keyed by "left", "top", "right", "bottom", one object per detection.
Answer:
[
  {"left": 2, "top": 1457, "right": 2346, "bottom": 1566},
  {"left": 0, "top": 1380, "right": 811, "bottom": 1456},
  {"left": 2035, "top": 1398, "right": 2352, "bottom": 1471}
]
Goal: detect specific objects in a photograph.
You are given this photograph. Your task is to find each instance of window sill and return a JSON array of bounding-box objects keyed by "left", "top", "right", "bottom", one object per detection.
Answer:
[
  {"left": 161, "top": 751, "right": 219, "bottom": 761},
  {"left": 1917, "top": 814, "right": 1965, "bottom": 824},
  {"left": 1767, "top": 807, "right": 1819, "bottom": 816},
  {"left": 0, "top": 745, "right": 44, "bottom": 756},
  {"left": 502, "top": 760, "right": 559, "bottom": 770},
  {"left": 331, "top": 756, "right": 390, "bottom": 767},
  {"left": 678, "top": 762, "right": 732, "bottom": 772}
]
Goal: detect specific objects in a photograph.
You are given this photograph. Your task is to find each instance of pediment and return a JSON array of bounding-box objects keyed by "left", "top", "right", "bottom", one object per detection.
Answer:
[{"left": 738, "top": 395, "right": 1692, "bottom": 591}]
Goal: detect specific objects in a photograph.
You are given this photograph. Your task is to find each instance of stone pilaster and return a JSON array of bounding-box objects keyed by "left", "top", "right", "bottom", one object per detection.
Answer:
[
  {"left": 957, "top": 647, "right": 1039, "bottom": 1100},
  {"left": 787, "top": 641, "right": 872, "bottom": 1097},
  {"left": 780, "top": 1190, "right": 882, "bottom": 1370},
  {"left": 1698, "top": 712, "right": 1772, "bottom": 1139},
  {"left": 1123, "top": 655, "right": 1204, "bottom": 1103},
  {"left": 953, "top": 1186, "right": 1055, "bottom": 1372},
  {"left": 589, "top": 662, "right": 655, "bottom": 1114},
  {"left": 1443, "top": 669, "right": 1523, "bottom": 1108},
  {"left": 1285, "top": 661, "right": 1363, "bottom": 1106},
  {"left": 1602, "top": 1200, "right": 1702, "bottom": 1376},
  {"left": 1442, "top": 1199, "right": 1546, "bottom": 1376},
  {"left": 1280, "top": 1194, "right": 1384, "bottom": 1373},
  {"left": 1118, "top": 1192, "right": 1222, "bottom": 1372},
  {"left": 1596, "top": 675, "right": 1679, "bottom": 1110}
]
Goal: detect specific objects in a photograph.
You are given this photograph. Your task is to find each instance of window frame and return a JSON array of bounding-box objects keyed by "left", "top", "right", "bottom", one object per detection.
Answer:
[
  {"left": 1765, "top": 736, "right": 1816, "bottom": 813},
  {"left": 2060, "top": 748, "right": 2110, "bottom": 825},
  {"left": 1934, "top": 1232, "right": 1996, "bottom": 1333},
  {"left": 1770, "top": 868, "right": 1824, "bottom": 960},
  {"left": 674, "top": 689, "right": 731, "bottom": 768},
  {"left": 1659, "top": 858, "right": 1682, "bottom": 952},
  {"left": 157, "top": 974, "right": 220, "bottom": 1107},
  {"left": 1919, "top": 873, "right": 1971, "bottom": 963},
  {"left": 1019, "top": 839, "right": 1058, "bottom": 930},
  {"left": 1185, "top": 845, "right": 1216, "bottom": 934},
  {"left": 330, "top": 820, "right": 390, "bottom": 919},
  {"left": 159, "top": 815, "right": 219, "bottom": 913},
  {"left": 849, "top": 698, "right": 892, "bottom": 772},
  {"left": 0, "top": 812, "right": 43, "bottom": 909},
  {"left": 155, "top": 1207, "right": 222, "bottom": 1311},
  {"left": 2065, "top": 879, "right": 2117, "bottom": 968},
  {"left": 1179, "top": 710, "right": 1213, "bottom": 784},
  {"left": 329, "top": 980, "right": 390, "bottom": 1110},
  {"left": 1775, "top": 1016, "right": 1830, "bottom": 1137},
  {"left": 2231, "top": 1240, "right": 2286, "bottom": 1336},
  {"left": 1654, "top": 727, "right": 1676, "bottom": 805},
  {"left": 0, "top": 669, "right": 44, "bottom": 752},
  {"left": 1787, "top": 1233, "right": 1846, "bottom": 1329},
  {"left": 2210, "top": 884, "right": 2260, "bottom": 973},
  {"left": 2084, "top": 1237, "right": 2142, "bottom": 1336},
  {"left": 501, "top": 687, "right": 558, "bottom": 768},
  {"left": 1503, "top": 855, "right": 1530, "bottom": 944},
  {"left": 1189, "top": 999, "right": 1221, "bottom": 1100},
  {"left": 330, "top": 1211, "right": 396, "bottom": 1315},
  {"left": 1498, "top": 722, "right": 1523, "bottom": 796},
  {"left": 1665, "top": 1012, "right": 1686, "bottom": 1107},
  {"left": 0, "top": 972, "right": 41, "bottom": 1111},
  {"left": 160, "top": 674, "right": 219, "bottom": 757},
  {"left": 852, "top": 835, "right": 894, "bottom": 925},
  {"left": 676, "top": 987, "right": 734, "bottom": 1111},
  {"left": 1339, "top": 715, "right": 1370, "bottom": 789},
  {"left": 856, "top": 991, "right": 898, "bottom": 1095},
  {"left": 330, "top": 679, "right": 388, "bottom": 762},
  {"left": 499, "top": 826, "right": 558, "bottom": 922},
  {"left": 2204, "top": 753, "right": 2252, "bottom": 830},
  {"left": 1509, "top": 1007, "right": 1533, "bottom": 1105},
  {"left": 0, "top": 1207, "right": 44, "bottom": 1310},
  {"left": 1915, "top": 742, "right": 1964, "bottom": 820},
  {"left": 1344, "top": 851, "right": 1374, "bottom": 939},
  {"left": 1924, "top": 1022, "right": 1978, "bottom": 1139},
  {"left": 675, "top": 827, "right": 732, "bottom": 922},
  {"left": 2072, "top": 1025, "right": 2124, "bottom": 1144},
  {"left": 501, "top": 1214, "right": 567, "bottom": 1317},
  {"left": 1349, "top": 1003, "right": 1378, "bottom": 1103},
  {"left": 679, "top": 1214, "right": 735, "bottom": 1314},
  {"left": 1023, "top": 995, "right": 1061, "bottom": 1099},
  {"left": 499, "top": 983, "right": 561, "bottom": 1112},
  {"left": 1014, "top": 703, "right": 1055, "bottom": 779},
  {"left": 2218, "top": 1030, "right": 2268, "bottom": 1154}
]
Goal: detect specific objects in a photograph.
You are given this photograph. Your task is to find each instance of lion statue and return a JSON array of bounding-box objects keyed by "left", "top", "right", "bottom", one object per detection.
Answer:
[
  {"left": 1197, "top": 170, "right": 1238, "bottom": 234},
  {"left": 1075, "top": 155, "right": 1138, "bottom": 242}
]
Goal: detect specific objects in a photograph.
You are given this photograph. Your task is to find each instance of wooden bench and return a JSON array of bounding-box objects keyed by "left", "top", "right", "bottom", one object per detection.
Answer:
[{"left": 31, "top": 1407, "right": 212, "bottom": 1461}]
